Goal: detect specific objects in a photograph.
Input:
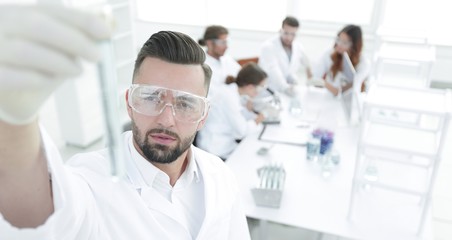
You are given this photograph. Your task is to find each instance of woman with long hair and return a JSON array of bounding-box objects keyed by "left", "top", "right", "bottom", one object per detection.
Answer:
[{"left": 312, "top": 25, "right": 370, "bottom": 96}]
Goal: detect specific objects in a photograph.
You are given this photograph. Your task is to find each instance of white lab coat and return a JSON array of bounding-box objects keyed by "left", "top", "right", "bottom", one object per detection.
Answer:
[
  {"left": 197, "top": 84, "right": 260, "bottom": 159},
  {"left": 205, "top": 53, "right": 241, "bottom": 98},
  {"left": 312, "top": 49, "right": 370, "bottom": 90},
  {"left": 67, "top": 131, "right": 251, "bottom": 240},
  {"left": 1, "top": 130, "right": 250, "bottom": 240},
  {"left": 0, "top": 129, "right": 110, "bottom": 240},
  {"left": 258, "top": 35, "right": 310, "bottom": 92}
]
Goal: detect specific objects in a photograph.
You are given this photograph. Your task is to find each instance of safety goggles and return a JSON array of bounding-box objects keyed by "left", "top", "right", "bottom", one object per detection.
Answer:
[
  {"left": 128, "top": 84, "right": 209, "bottom": 123},
  {"left": 335, "top": 37, "right": 352, "bottom": 48},
  {"left": 212, "top": 39, "right": 228, "bottom": 46},
  {"left": 280, "top": 30, "right": 297, "bottom": 38}
]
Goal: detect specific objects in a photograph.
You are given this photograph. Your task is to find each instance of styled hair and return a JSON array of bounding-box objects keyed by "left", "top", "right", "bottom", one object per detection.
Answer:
[
  {"left": 282, "top": 16, "right": 300, "bottom": 28},
  {"left": 330, "top": 24, "right": 363, "bottom": 78},
  {"left": 133, "top": 31, "right": 212, "bottom": 95},
  {"left": 198, "top": 25, "right": 229, "bottom": 46},
  {"left": 225, "top": 63, "right": 267, "bottom": 87}
]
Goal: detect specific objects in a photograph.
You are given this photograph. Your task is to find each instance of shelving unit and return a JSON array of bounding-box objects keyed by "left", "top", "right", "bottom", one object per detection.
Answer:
[
  {"left": 373, "top": 42, "right": 436, "bottom": 89},
  {"left": 371, "top": 26, "right": 436, "bottom": 89},
  {"left": 348, "top": 84, "right": 451, "bottom": 236},
  {"left": 51, "top": 0, "right": 136, "bottom": 147}
]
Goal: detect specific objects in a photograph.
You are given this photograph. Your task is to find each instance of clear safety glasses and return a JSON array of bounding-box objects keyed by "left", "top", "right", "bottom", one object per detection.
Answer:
[
  {"left": 335, "top": 37, "right": 352, "bottom": 48},
  {"left": 128, "top": 84, "right": 209, "bottom": 123},
  {"left": 280, "top": 30, "right": 297, "bottom": 38},
  {"left": 212, "top": 39, "right": 228, "bottom": 46}
]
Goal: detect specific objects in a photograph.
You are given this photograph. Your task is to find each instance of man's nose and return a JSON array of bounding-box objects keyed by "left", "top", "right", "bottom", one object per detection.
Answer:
[{"left": 156, "top": 104, "right": 176, "bottom": 127}]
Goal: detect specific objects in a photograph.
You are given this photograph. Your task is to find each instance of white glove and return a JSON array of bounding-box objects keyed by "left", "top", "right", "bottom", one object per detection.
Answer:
[{"left": 0, "top": 4, "right": 112, "bottom": 125}]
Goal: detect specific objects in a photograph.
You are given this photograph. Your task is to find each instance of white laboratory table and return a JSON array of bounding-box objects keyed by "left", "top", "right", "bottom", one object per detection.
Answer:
[{"left": 226, "top": 86, "right": 433, "bottom": 240}]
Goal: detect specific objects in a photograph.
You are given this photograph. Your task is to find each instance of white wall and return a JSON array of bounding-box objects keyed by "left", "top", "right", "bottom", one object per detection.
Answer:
[
  {"left": 133, "top": 19, "right": 452, "bottom": 85},
  {"left": 38, "top": 0, "right": 452, "bottom": 150},
  {"left": 431, "top": 46, "right": 452, "bottom": 83},
  {"left": 134, "top": 20, "right": 374, "bottom": 66}
]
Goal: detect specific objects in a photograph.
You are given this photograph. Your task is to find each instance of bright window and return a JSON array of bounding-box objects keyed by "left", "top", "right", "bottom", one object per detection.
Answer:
[
  {"left": 135, "top": 0, "right": 452, "bottom": 46},
  {"left": 380, "top": 0, "right": 452, "bottom": 45},
  {"left": 135, "top": 0, "right": 287, "bottom": 32},
  {"left": 293, "top": 0, "right": 376, "bottom": 25},
  {"left": 206, "top": 0, "right": 286, "bottom": 31},
  {"left": 136, "top": 0, "right": 206, "bottom": 26}
]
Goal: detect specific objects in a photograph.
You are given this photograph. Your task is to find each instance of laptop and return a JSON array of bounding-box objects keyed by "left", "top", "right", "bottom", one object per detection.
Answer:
[{"left": 341, "top": 52, "right": 363, "bottom": 124}]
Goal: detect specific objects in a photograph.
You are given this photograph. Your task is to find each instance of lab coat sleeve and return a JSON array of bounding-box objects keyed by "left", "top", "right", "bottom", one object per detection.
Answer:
[
  {"left": 259, "top": 44, "right": 290, "bottom": 92},
  {"left": 0, "top": 127, "right": 111, "bottom": 240},
  {"left": 291, "top": 43, "right": 311, "bottom": 77},
  {"left": 354, "top": 56, "right": 371, "bottom": 88},
  {"left": 223, "top": 92, "right": 258, "bottom": 140},
  {"left": 227, "top": 180, "right": 251, "bottom": 240},
  {"left": 312, "top": 50, "right": 331, "bottom": 79},
  {"left": 298, "top": 44, "right": 311, "bottom": 69}
]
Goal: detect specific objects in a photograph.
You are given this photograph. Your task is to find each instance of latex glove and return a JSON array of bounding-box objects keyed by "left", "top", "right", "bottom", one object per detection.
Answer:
[{"left": 0, "top": 4, "right": 112, "bottom": 125}]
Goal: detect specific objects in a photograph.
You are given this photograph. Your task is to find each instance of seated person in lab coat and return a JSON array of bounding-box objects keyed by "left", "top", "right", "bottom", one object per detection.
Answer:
[
  {"left": 198, "top": 25, "right": 241, "bottom": 91},
  {"left": 258, "top": 16, "right": 312, "bottom": 95},
  {"left": 312, "top": 24, "right": 370, "bottom": 96},
  {"left": 197, "top": 63, "right": 266, "bottom": 160},
  {"left": 0, "top": 5, "right": 250, "bottom": 240}
]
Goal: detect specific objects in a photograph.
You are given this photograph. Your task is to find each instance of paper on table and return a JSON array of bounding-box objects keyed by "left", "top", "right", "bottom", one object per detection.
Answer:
[{"left": 258, "top": 124, "right": 309, "bottom": 146}]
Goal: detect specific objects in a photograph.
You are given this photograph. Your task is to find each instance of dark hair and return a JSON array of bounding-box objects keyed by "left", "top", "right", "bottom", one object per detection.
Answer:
[
  {"left": 282, "top": 16, "right": 300, "bottom": 28},
  {"left": 226, "top": 63, "right": 267, "bottom": 87},
  {"left": 133, "top": 31, "right": 212, "bottom": 95},
  {"left": 198, "top": 25, "right": 229, "bottom": 46},
  {"left": 330, "top": 25, "right": 363, "bottom": 77}
]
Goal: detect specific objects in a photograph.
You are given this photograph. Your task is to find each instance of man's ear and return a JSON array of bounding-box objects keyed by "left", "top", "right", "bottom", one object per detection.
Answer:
[
  {"left": 126, "top": 89, "right": 133, "bottom": 118},
  {"left": 196, "top": 108, "right": 210, "bottom": 131},
  {"left": 206, "top": 39, "right": 214, "bottom": 50}
]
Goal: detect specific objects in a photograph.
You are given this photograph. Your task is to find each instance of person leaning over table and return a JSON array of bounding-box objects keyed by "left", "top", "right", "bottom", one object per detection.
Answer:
[
  {"left": 197, "top": 63, "right": 267, "bottom": 161},
  {"left": 311, "top": 24, "right": 370, "bottom": 96},
  {"left": 0, "top": 4, "right": 251, "bottom": 240}
]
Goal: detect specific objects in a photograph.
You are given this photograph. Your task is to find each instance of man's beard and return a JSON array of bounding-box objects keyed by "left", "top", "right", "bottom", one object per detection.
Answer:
[{"left": 132, "top": 122, "right": 196, "bottom": 164}]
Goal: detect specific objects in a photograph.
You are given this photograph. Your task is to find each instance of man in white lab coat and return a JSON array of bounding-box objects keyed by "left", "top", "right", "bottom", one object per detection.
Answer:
[
  {"left": 0, "top": 5, "right": 250, "bottom": 240},
  {"left": 198, "top": 25, "right": 241, "bottom": 95},
  {"left": 258, "top": 16, "right": 312, "bottom": 95}
]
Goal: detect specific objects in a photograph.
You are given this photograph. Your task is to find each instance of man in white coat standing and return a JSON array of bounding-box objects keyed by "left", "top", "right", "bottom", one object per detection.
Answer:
[
  {"left": 198, "top": 25, "right": 241, "bottom": 95},
  {"left": 0, "top": 4, "right": 250, "bottom": 240},
  {"left": 258, "top": 16, "right": 312, "bottom": 95}
]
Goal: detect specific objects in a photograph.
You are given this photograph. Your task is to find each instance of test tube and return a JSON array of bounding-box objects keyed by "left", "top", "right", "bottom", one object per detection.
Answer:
[
  {"left": 259, "top": 167, "right": 268, "bottom": 188},
  {"left": 97, "top": 40, "right": 125, "bottom": 180}
]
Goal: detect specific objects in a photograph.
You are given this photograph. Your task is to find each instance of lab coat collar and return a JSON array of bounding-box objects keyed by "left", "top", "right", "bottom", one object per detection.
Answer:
[
  {"left": 2, "top": 126, "right": 86, "bottom": 239},
  {"left": 123, "top": 131, "right": 232, "bottom": 239},
  {"left": 271, "top": 34, "right": 302, "bottom": 70},
  {"left": 205, "top": 52, "right": 223, "bottom": 65},
  {"left": 123, "top": 132, "right": 200, "bottom": 237}
]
